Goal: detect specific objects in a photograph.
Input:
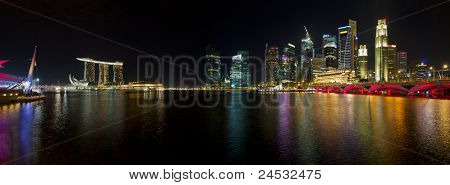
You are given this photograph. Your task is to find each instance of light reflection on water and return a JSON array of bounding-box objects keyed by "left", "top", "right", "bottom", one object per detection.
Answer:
[{"left": 0, "top": 91, "right": 448, "bottom": 164}]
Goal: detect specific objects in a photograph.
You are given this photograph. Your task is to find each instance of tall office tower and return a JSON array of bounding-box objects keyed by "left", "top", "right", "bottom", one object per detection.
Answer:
[
  {"left": 279, "top": 43, "right": 296, "bottom": 82},
  {"left": 338, "top": 26, "right": 353, "bottom": 71},
  {"left": 387, "top": 45, "right": 397, "bottom": 81},
  {"left": 98, "top": 64, "right": 109, "bottom": 85},
  {"left": 397, "top": 51, "right": 408, "bottom": 74},
  {"left": 349, "top": 19, "right": 358, "bottom": 74},
  {"left": 323, "top": 34, "right": 338, "bottom": 69},
  {"left": 375, "top": 19, "right": 389, "bottom": 82},
  {"left": 230, "top": 51, "right": 250, "bottom": 88},
  {"left": 358, "top": 45, "right": 369, "bottom": 80},
  {"left": 238, "top": 51, "right": 250, "bottom": 87},
  {"left": 265, "top": 44, "right": 280, "bottom": 85},
  {"left": 113, "top": 65, "right": 123, "bottom": 84},
  {"left": 84, "top": 61, "right": 96, "bottom": 83},
  {"left": 300, "top": 26, "right": 314, "bottom": 83},
  {"left": 205, "top": 45, "right": 221, "bottom": 87}
]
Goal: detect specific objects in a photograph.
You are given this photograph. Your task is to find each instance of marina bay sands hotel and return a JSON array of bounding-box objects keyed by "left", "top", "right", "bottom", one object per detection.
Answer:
[{"left": 77, "top": 58, "right": 123, "bottom": 85}]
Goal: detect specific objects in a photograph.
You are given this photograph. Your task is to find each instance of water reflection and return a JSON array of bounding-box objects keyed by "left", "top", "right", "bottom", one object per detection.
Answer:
[
  {"left": 0, "top": 92, "right": 448, "bottom": 164},
  {"left": 225, "top": 93, "right": 248, "bottom": 163},
  {"left": 276, "top": 94, "right": 294, "bottom": 163},
  {"left": 0, "top": 102, "right": 43, "bottom": 164}
]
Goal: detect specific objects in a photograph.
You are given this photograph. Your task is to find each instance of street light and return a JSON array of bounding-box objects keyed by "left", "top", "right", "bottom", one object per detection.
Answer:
[
  {"left": 444, "top": 64, "right": 448, "bottom": 80},
  {"left": 429, "top": 66, "right": 433, "bottom": 70}
]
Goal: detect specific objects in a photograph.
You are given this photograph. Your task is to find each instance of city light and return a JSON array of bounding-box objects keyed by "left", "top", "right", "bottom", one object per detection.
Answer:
[{"left": 444, "top": 64, "right": 448, "bottom": 69}]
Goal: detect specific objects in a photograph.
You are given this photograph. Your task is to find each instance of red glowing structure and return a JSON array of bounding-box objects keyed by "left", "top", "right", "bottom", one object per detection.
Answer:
[
  {"left": 0, "top": 60, "right": 23, "bottom": 84},
  {"left": 408, "top": 83, "right": 450, "bottom": 97},
  {"left": 368, "top": 84, "right": 408, "bottom": 95},
  {"left": 342, "top": 85, "right": 368, "bottom": 94},
  {"left": 326, "top": 86, "right": 343, "bottom": 93}
]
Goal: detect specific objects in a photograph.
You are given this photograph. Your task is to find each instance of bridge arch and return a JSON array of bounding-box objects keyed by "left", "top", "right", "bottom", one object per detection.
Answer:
[
  {"left": 368, "top": 84, "right": 408, "bottom": 95},
  {"left": 342, "top": 85, "right": 367, "bottom": 94},
  {"left": 325, "top": 86, "right": 343, "bottom": 93},
  {"left": 408, "top": 83, "right": 450, "bottom": 96}
]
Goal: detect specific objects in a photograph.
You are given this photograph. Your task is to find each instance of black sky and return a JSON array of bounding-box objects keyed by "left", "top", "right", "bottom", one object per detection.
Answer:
[{"left": 0, "top": 0, "right": 449, "bottom": 85}]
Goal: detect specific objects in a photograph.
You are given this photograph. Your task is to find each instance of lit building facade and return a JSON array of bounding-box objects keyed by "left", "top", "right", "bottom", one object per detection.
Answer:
[
  {"left": 358, "top": 45, "right": 369, "bottom": 80},
  {"left": 300, "top": 26, "right": 314, "bottom": 83},
  {"left": 265, "top": 45, "right": 280, "bottom": 86},
  {"left": 76, "top": 58, "right": 124, "bottom": 86},
  {"left": 323, "top": 34, "right": 338, "bottom": 69},
  {"left": 414, "top": 62, "right": 429, "bottom": 80},
  {"left": 279, "top": 43, "right": 296, "bottom": 82},
  {"left": 98, "top": 64, "right": 109, "bottom": 85},
  {"left": 375, "top": 19, "right": 389, "bottom": 82},
  {"left": 312, "top": 57, "right": 326, "bottom": 75},
  {"left": 113, "top": 65, "right": 123, "bottom": 84},
  {"left": 397, "top": 51, "right": 408, "bottom": 78},
  {"left": 349, "top": 19, "right": 358, "bottom": 75},
  {"left": 387, "top": 45, "right": 398, "bottom": 81},
  {"left": 205, "top": 45, "right": 221, "bottom": 87},
  {"left": 230, "top": 51, "right": 250, "bottom": 88},
  {"left": 338, "top": 26, "right": 354, "bottom": 72},
  {"left": 84, "top": 62, "right": 96, "bottom": 83}
]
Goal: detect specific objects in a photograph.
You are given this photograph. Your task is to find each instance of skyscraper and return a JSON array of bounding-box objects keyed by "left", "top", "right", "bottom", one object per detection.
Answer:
[
  {"left": 230, "top": 51, "right": 250, "bottom": 88},
  {"left": 387, "top": 45, "right": 397, "bottom": 81},
  {"left": 113, "top": 65, "right": 123, "bottom": 84},
  {"left": 279, "top": 43, "right": 296, "bottom": 82},
  {"left": 338, "top": 26, "right": 353, "bottom": 71},
  {"left": 397, "top": 51, "right": 408, "bottom": 74},
  {"left": 98, "top": 64, "right": 109, "bottom": 85},
  {"left": 358, "top": 45, "right": 368, "bottom": 80},
  {"left": 375, "top": 19, "right": 389, "bottom": 82},
  {"left": 84, "top": 61, "right": 95, "bottom": 84},
  {"left": 205, "top": 45, "right": 221, "bottom": 87},
  {"left": 300, "top": 26, "right": 314, "bottom": 83},
  {"left": 349, "top": 19, "right": 358, "bottom": 74},
  {"left": 323, "top": 34, "right": 338, "bottom": 69},
  {"left": 265, "top": 45, "right": 279, "bottom": 86}
]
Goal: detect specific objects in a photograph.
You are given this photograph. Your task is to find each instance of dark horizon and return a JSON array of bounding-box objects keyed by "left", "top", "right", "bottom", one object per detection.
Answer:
[{"left": 0, "top": 0, "right": 449, "bottom": 85}]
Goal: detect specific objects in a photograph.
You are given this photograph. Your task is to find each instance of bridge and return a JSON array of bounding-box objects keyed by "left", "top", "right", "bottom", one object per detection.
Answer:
[{"left": 313, "top": 82, "right": 450, "bottom": 98}]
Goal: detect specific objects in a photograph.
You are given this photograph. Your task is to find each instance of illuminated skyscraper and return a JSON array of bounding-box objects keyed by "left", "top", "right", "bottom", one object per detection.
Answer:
[
  {"left": 300, "top": 26, "right": 314, "bottom": 83},
  {"left": 76, "top": 58, "right": 123, "bottom": 86},
  {"left": 358, "top": 45, "right": 368, "bottom": 80},
  {"left": 205, "top": 45, "right": 221, "bottom": 87},
  {"left": 338, "top": 26, "right": 353, "bottom": 71},
  {"left": 387, "top": 45, "right": 397, "bottom": 81},
  {"left": 113, "top": 65, "right": 123, "bottom": 84},
  {"left": 279, "top": 43, "right": 296, "bottom": 82},
  {"left": 265, "top": 44, "right": 279, "bottom": 85},
  {"left": 84, "top": 61, "right": 96, "bottom": 83},
  {"left": 349, "top": 19, "right": 358, "bottom": 73},
  {"left": 375, "top": 19, "right": 389, "bottom": 82},
  {"left": 323, "top": 34, "right": 337, "bottom": 69},
  {"left": 397, "top": 51, "right": 408, "bottom": 74},
  {"left": 239, "top": 51, "right": 250, "bottom": 87},
  {"left": 230, "top": 51, "right": 250, "bottom": 88},
  {"left": 98, "top": 64, "right": 109, "bottom": 85}
]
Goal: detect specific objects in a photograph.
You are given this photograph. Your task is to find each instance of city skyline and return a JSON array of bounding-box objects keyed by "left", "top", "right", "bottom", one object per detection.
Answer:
[
  {"left": 0, "top": 0, "right": 449, "bottom": 85},
  {"left": 0, "top": 0, "right": 450, "bottom": 171}
]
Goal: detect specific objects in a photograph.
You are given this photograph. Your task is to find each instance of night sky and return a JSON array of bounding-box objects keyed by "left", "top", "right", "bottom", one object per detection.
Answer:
[{"left": 0, "top": 0, "right": 449, "bottom": 86}]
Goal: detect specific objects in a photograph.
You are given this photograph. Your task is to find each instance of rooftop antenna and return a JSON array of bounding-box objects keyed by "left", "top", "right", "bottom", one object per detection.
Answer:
[{"left": 304, "top": 26, "right": 310, "bottom": 39}]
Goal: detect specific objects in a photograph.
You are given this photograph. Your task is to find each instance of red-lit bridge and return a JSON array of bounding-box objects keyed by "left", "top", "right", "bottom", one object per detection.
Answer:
[{"left": 312, "top": 82, "right": 450, "bottom": 99}]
